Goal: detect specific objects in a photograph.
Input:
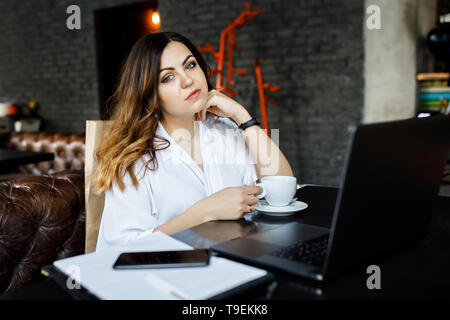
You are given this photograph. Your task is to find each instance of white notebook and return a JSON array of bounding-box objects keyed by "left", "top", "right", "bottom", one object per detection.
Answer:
[{"left": 52, "top": 231, "right": 269, "bottom": 300}]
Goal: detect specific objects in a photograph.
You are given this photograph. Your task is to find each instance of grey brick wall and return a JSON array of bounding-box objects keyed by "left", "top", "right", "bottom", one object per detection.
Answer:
[
  {"left": 0, "top": 0, "right": 364, "bottom": 186},
  {"left": 0, "top": 0, "right": 138, "bottom": 133}
]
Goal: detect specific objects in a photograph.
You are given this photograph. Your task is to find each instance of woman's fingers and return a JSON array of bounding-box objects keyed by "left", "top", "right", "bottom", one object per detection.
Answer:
[
  {"left": 244, "top": 185, "right": 262, "bottom": 196},
  {"left": 246, "top": 195, "right": 260, "bottom": 205},
  {"left": 205, "top": 94, "right": 231, "bottom": 119},
  {"left": 195, "top": 109, "right": 207, "bottom": 121}
]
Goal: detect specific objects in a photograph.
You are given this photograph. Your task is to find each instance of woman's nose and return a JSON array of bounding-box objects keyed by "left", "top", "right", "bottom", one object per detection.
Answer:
[{"left": 180, "top": 72, "right": 193, "bottom": 88}]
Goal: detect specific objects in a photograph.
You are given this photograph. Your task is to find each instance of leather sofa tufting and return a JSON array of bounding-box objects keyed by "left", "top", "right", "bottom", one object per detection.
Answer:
[
  {"left": 0, "top": 170, "right": 85, "bottom": 294},
  {"left": 0, "top": 132, "right": 85, "bottom": 175}
]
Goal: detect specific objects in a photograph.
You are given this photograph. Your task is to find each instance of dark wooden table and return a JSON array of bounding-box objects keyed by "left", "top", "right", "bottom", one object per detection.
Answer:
[
  {"left": 171, "top": 185, "right": 450, "bottom": 299},
  {"left": 0, "top": 148, "right": 54, "bottom": 172},
  {"left": 2, "top": 185, "right": 450, "bottom": 300}
]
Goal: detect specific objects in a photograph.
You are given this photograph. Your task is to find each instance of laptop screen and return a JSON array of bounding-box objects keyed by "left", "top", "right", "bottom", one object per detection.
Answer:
[{"left": 324, "top": 115, "right": 450, "bottom": 278}]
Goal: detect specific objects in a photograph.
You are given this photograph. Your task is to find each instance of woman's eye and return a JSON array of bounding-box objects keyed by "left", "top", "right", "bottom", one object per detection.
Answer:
[
  {"left": 186, "top": 61, "right": 196, "bottom": 70},
  {"left": 161, "top": 75, "right": 173, "bottom": 83}
]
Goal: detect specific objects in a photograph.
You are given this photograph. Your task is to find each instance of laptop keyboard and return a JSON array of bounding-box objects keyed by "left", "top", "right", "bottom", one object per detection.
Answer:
[{"left": 270, "top": 234, "right": 329, "bottom": 266}]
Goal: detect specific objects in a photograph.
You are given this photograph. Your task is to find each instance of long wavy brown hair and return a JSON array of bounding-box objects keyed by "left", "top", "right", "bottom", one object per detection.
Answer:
[{"left": 93, "top": 32, "right": 213, "bottom": 192}]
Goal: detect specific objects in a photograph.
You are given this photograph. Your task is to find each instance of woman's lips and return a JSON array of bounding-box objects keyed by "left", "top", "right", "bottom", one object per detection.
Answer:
[{"left": 186, "top": 89, "right": 201, "bottom": 100}]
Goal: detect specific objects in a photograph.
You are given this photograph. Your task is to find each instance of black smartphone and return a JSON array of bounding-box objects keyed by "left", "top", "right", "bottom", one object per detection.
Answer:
[{"left": 112, "top": 249, "right": 211, "bottom": 269}]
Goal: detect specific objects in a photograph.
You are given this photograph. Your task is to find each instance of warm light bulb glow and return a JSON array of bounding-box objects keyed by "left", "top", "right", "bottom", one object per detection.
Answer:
[
  {"left": 145, "top": 10, "right": 160, "bottom": 32},
  {"left": 152, "top": 12, "right": 160, "bottom": 24}
]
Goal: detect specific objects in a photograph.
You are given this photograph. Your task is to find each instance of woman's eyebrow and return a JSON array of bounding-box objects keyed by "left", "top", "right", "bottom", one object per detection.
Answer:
[{"left": 159, "top": 54, "right": 194, "bottom": 73}]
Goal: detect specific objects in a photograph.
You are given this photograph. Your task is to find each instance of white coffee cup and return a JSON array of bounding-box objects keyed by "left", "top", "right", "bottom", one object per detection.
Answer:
[{"left": 255, "top": 176, "right": 297, "bottom": 207}]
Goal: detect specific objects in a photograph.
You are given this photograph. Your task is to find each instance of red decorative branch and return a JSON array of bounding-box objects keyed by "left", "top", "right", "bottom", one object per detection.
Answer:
[{"left": 254, "top": 58, "right": 280, "bottom": 136}]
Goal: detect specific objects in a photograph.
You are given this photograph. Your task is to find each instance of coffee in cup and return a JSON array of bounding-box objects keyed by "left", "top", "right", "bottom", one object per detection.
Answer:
[{"left": 255, "top": 176, "right": 297, "bottom": 206}]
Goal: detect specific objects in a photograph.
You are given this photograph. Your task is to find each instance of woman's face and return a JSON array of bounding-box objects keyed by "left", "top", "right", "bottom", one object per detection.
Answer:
[{"left": 157, "top": 41, "right": 209, "bottom": 119}]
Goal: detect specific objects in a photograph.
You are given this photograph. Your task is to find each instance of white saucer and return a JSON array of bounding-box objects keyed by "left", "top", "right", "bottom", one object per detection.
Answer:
[{"left": 255, "top": 200, "right": 308, "bottom": 216}]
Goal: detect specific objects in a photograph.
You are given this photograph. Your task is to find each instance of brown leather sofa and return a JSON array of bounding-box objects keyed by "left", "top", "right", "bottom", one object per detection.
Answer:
[
  {"left": 0, "top": 170, "right": 85, "bottom": 294},
  {"left": 0, "top": 132, "right": 85, "bottom": 175}
]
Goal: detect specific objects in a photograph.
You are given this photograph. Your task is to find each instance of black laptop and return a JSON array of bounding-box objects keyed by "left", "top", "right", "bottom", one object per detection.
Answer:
[{"left": 212, "top": 115, "right": 450, "bottom": 281}]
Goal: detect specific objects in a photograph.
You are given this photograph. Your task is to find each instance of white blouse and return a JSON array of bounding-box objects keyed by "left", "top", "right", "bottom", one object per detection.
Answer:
[{"left": 96, "top": 115, "right": 258, "bottom": 251}]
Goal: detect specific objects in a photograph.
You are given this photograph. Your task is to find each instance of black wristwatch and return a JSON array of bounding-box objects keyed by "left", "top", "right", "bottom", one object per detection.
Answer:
[{"left": 238, "top": 118, "right": 260, "bottom": 131}]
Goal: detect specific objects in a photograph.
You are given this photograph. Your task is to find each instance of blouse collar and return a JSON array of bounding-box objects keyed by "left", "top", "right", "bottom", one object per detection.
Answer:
[{"left": 155, "top": 119, "right": 207, "bottom": 161}]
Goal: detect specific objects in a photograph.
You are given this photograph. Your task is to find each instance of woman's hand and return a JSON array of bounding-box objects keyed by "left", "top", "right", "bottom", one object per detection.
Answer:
[
  {"left": 194, "top": 185, "right": 262, "bottom": 222},
  {"left": 195, "top": 89, "right": 252, "bottom": 126},
  {"left": 155, "top": 184, "right": 261, "bottom": 236}
]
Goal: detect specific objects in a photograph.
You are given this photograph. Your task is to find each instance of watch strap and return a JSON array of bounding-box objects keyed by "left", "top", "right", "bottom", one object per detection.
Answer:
[{"left": 238, "top": 118, "right": 260, "bottom": 131}]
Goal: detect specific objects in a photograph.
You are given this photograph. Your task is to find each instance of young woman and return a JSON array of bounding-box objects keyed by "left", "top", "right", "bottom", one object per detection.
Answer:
[{"left": 93, "top": 32, "right": 293, "bottom": 250}]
